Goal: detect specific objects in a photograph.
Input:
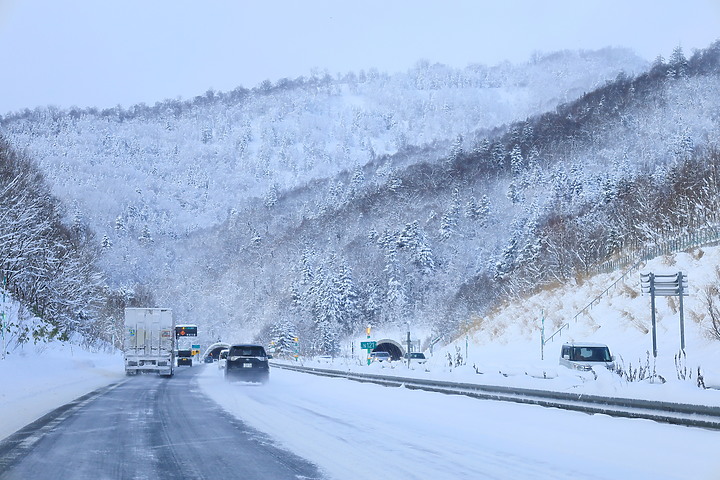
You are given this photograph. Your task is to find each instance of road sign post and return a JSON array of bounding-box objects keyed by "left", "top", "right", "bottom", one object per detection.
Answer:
[
  {"left": 364, "top": 325, "right": 372, "bottom": 365},
  {"left": 640, "top": 271, "right": 688, "bottom": 357},
  {"left": 361, "top": 340, "right": 376, "bottom": 365}
]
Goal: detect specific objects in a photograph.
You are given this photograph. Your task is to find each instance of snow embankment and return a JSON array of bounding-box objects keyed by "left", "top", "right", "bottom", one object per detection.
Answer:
[{"left": 0, "top": 342, "right": 124, "bottom": 441}]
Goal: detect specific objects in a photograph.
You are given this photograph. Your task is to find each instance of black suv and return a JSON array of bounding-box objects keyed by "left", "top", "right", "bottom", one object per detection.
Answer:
[{"left": 225, "top": 344, "right": 270, "bottom": 383}]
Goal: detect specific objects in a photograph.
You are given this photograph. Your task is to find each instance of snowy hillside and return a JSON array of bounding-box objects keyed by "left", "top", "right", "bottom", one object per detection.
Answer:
[
  {"left": 0, "top": 49, "right": 645, "bottom": 275},
  {"left": 447, "top": 244, "right": 720, "bottom": 394},
  {"left": 3, "top": 43, "right": 720, "bottom": 358}
]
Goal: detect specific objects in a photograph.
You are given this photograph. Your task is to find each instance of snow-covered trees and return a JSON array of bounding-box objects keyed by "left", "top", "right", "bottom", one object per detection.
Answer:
[
  {"left": 668, "top": 45, "right": 688, "bottom": 79},
  {"left": 291, "top": 252, "right": 359, "bottom": 355},
  {"left": 3, "top": 42, "right": 720, "bottom": 350},
  {"left": 0, "top": 138, "right": 111, "bottom": 346},
  {"left": 439, "top": 189, "right": 461, "bottom": 240},
  {"left": 465, "top": 194, "right": 490, "bottom": 226},
  {"left": 268, "top": 318, "right": 298, "bottom": 358}
]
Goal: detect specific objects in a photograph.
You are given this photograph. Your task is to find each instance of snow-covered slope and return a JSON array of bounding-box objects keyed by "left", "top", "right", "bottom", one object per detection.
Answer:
[{"left": 3, "top": 244, "right": 719, "bottom": 446}]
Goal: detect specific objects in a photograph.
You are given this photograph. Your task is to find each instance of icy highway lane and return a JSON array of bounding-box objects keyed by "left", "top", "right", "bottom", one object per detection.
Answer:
[
  {"left": 0, "top": 367, "right": 325, "bottom": 479},
  {"left": 200, "top": 364, "right": 720, "bottom": 480},
  {"left": 2, "top": 363, "right": 719, "bottom": 480}
]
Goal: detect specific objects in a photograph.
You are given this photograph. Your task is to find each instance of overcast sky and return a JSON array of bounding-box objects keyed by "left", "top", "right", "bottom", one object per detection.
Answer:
[{"left": 1, "top": 0, "right": 718, "bottom": 114}]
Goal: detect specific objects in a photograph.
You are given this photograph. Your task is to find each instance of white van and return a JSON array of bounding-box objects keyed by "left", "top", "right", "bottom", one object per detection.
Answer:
[
  {"left": 559, "top": 343, "right": 615, "bottom": 371},
  {"left": 217, "top": 348, "right": 229, "bottom": 369}
]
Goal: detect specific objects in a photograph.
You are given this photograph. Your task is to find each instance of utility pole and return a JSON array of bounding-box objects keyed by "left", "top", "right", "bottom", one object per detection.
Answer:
[
  {"left": 540, "top": 310, "right": 545, "bottom": 361},
  {"left": 406, "top": 322, "right": 411, "bottom": 368}
]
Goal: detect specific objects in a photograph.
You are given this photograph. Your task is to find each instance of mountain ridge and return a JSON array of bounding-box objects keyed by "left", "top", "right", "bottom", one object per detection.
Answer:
[{"left": 5, "top": 44, "right": 720, "bottom": 354}]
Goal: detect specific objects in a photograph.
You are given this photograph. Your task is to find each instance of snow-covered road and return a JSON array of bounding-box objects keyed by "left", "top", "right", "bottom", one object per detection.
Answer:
[
  {"left": 1, "top": 345, "right": 719, "bottom": 480},
  {"left": 1, "top": 367, "right": 326, "bottom": 479},
  {"left": 199, "top": 365, "right": 720, "bottom": 480}
]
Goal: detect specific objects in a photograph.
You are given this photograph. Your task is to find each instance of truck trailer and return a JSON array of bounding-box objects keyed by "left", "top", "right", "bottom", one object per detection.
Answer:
[{"left": 124, "top": 307, "right": 174, "bottom": 376}]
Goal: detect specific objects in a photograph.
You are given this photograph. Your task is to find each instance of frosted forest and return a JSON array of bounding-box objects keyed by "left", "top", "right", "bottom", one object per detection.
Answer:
[{"left": 2, "top": 43, "right": 720, "bottom": 355}]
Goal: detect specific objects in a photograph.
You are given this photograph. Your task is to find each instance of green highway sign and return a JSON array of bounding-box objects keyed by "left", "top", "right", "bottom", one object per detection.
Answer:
[{"left": 361, "top": 341, "right": 377, "bottom": 349}]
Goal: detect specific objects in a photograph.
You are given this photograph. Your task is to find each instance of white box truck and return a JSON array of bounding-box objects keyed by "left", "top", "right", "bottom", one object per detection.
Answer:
[{"left": 124, "top": 307, "right": 174, "bottom": 376}]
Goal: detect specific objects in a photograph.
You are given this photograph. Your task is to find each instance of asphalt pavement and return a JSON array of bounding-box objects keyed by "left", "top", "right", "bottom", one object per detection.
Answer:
[{"left": 0, "top": 366, "right": 325, "bottom": 479}]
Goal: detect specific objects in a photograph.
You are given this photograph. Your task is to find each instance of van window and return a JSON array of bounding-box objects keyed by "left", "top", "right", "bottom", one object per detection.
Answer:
[{"left": 571, "top": 346, "right": 611, "bottom": 362}]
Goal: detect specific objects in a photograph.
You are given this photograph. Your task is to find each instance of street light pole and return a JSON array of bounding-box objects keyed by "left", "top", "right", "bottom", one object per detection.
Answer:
[{"left": 406, "top": 322, "right": 411, "bottom": 368}]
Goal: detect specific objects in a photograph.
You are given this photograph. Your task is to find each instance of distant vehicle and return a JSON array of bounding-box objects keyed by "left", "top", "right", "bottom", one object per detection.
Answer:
[
  {"left": 204, "top": 355, "right": 215, "bottom": 364},
  {"left": 403, "top": 352, "right": 427, "bottom": 364},
  {"left": 123, "top": 308, "right": 174, "bottom": 376},
  {"left": 217, "top": 349, "right": 229, "bottom": 369},
  {"left": 177, "top": 349, "right": 193, "bottom": 366},
  {"left": 370, "top": 351, "right": 391, "bottom": 362},
  {"left": 225, "top": 344, "right": 269, "bottom": 383},
  {"left": 559, "top": 342, "right": 615, "bottom": 371}
]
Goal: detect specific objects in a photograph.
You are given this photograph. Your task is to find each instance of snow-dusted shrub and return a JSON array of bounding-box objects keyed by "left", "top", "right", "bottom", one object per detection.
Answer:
[
  {"left": 703, "top": 283, "right": 720, "bottom": 341},
  {"left": 613, "top": 351, "right": 666, "bottom": 384}
]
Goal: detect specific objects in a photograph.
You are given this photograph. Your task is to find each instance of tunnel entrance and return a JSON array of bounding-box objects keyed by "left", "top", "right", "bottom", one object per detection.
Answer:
[
  {"left": 372, "top": 339, "right": 404, "bottom": 361},
  {"left": 203, "top": 342, "right": 230, "bottom": 361}
]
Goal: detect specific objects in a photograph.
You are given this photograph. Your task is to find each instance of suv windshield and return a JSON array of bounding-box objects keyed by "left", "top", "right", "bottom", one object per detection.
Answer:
[{"left": 229, "top": 346, "right": 266, "bottom": 357}]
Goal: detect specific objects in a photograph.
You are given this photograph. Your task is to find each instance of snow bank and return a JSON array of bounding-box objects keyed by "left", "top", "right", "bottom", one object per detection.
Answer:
[{"left": 0, "top": 341, "right": 124, "bottom": 441}]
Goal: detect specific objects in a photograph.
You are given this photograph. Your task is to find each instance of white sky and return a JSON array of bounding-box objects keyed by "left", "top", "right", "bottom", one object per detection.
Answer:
[{"left": 1, "top": 0, "right": 718, "bottom": 114}]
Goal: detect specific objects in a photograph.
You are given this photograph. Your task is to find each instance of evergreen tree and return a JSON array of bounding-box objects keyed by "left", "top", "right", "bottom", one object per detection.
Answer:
[
  {"left": 465, "top": 194, "right": 490, "bottom": 227},
  {"left": 269, "top": 318, "right": 297, "bottom": 358},
  {"left": 507, "top": 180, "right": 523, "bottom": 204},
  {"left": 510, "top": 144, "right": 524, "bottom": 176},
  {"left": 264, "top": 183, "right": 278, "bottom": 208},
  {"left": 449, "top": 134, "right": 464, "bottom": 161},
  {"left": 668, "top": 45, "right": 688, "bottom": 78},
  {"left": 138, "top": 224, "right": 153, "bottom": 245},
  {"left": 349, "top": 165, "right": 365, "bottom": 196},
  {"left": 335, "top": 259, "right": 359, "bottom": 334},
  {"left": 101, "top": 234, "right": 113, "bottom": 250},
  {"left": 439, "top": 189, "right": 461, "bottom": 240},
  {"left": 114, "top": 214, "right": 125, "bottom": 232}
]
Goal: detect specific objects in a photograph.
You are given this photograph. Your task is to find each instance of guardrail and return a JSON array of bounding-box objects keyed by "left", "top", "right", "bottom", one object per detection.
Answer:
[
  {"left": 593, "top": 223, "right": 720, "bottom": 277},
  {"left": 272, "top": 362, "right": 720, "bottom": 430},
  {"left": 545, "top": 223, "right": 720, "bottom": 345}
]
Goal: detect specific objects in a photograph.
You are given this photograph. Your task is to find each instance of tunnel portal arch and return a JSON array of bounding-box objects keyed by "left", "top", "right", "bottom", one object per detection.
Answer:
[
  {"left": 203, "top": 342, "right": 230, "bottom": 360},
  {"left": 372, "top": 339, "right": 405, "bottom": 361}
]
